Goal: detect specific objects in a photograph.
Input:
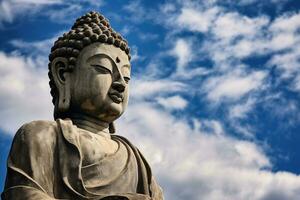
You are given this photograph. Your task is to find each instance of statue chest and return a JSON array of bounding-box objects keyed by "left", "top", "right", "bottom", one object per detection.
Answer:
[
  {"left": 78, "top": 130, "right": 119, "bottom": 166},
  {"left": 77, "top": 130, "right": 139, "bottom": 193}
]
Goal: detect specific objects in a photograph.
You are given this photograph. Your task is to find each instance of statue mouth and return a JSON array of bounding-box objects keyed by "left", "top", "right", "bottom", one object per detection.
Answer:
[{"left": 108, "top": 92, "right": 123, "bottom": 103}]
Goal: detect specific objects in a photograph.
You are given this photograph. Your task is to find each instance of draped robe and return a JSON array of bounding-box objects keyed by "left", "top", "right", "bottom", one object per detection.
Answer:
[{"left": 2, "top": 119, "right": 163, "bottom": 200}]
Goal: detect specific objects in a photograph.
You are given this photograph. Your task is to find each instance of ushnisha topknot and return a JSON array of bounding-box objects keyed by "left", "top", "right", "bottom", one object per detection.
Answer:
[
  {"left": 49, "top": 11, "right": 130, "bottom": 64},
  {"left": 48, "top": 11, "right": 130, "bottom": 104}
]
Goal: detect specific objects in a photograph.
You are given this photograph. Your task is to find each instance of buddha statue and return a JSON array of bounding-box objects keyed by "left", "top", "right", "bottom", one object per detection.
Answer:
[{"left": 2, "top": 11, "right": 163, "bottom": 200}]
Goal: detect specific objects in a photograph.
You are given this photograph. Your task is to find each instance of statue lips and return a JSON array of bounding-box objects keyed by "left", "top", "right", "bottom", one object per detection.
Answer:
[{"left": 108, "top": 92, "right": 123, "bottom": 104}]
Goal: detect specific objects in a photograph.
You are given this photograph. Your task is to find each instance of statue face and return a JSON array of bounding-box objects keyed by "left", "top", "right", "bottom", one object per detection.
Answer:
[{"left": 69, "top": 43, "right": 131, "bottom": 123}]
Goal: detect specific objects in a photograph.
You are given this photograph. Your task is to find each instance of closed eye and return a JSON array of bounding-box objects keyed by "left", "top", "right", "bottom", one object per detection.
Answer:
[{"left": 91, "top": 65, "right": 112, "bottom": 74}]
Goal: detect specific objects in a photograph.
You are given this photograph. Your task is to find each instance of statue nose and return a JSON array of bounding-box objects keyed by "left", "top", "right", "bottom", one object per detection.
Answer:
[{"left": 112, "top": 81, "right": 125, "bottom": 93}]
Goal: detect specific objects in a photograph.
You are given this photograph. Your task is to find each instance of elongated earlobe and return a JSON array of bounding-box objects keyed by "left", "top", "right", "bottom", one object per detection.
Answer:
[{"left": 50, "top": 57, "right": 71, "bottom": 118}]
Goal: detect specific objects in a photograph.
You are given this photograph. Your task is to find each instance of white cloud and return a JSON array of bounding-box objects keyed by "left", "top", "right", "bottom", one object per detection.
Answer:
[
  {"left": 267, "top": 13, "right": 300, "bottom": 91},
  {"left": 197, "top": 12, "right": 270, "bottom": 64},
  {"left": 204, "top": 70, "right": 267, "bottom": 102},
  {"left": 270, "top": 32, "right": 296, "bottom": 51},
  {"left": 0, "top": 0, "right": 104, "bottom": 26},
  {"left": 45, "top": 4, "right": 82, "bottom": 23},
  {"left": 120, "top": 25, "right": 131, "bottom": 36},
  {"left": 129, "top": 45, "right": 144, "bottom": 62},
  {"left": 170, "top": 38, "right": 194, "bottom": 69},
  {"left": 164, "top": 2, "right": 299, "bottom": 85},
  {"left": 0, "top": 0, "right": 62, "bottom": 25},
  {"left": 130, "top": 79, "right": 186, "bottom": 100},
  {"left": 213, "top": 12, "right": 269, "bottom": 40},
  {"left": 176, "top": 7, "right": 220, "bottom": 33},
  {"left": 138, "top": 32, "right": 159, "bottom": 41},
  {"left": 293, "top": 75, "right": 300, "bottom": 91},
  {"left": 268, "top": 45, "right": 300, "bottom": 78},
  {"left": 122, "top": 0, "right": 150, "bottom": 23},
  {"left": 10, "top": 36, "right": 57, "bottom": 56},
  {"left": 0, "top": 51, "right": 52, "bottom": 134},
  {"left": 179, "top": 7, "right": 300, "bottom": 93},
  {"left": 233, "top": 0, "right": 287, "bottom": 6},
  {"left": 14, "top": 0, "right": 61, "bottom": 4},
  {"left": 229, "top": 98, "right": 255, "bottom": 119},
  {"left": 0, "top": 1, "right": 13, "bottom": 23},
  {"left": 156, "top": 95, "right": 188, "bottom": 110},
  {"left": 78, "top": 0, "right": 104, "bottom": 7},
  {"left": 270, "top": 12, "right": 300, "bottom": 33},
  {"left": 196, "top": 119, "right": 224, "bottom": 136},
  {"left": 159, "top": 3, "right": 176, "bottom": 14},
  {"left": 173, "top": 66, "right": 212, "bottom": 79}
]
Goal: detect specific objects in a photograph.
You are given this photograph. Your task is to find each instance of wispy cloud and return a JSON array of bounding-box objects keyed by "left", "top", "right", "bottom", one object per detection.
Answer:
[
  {"left": 229, "top": 98, "right": 256, "bottom": 119},
  {"left": 0, "top": 0, "right": 62, "bottom": 25},
  {"left": 10, "top": 36, "right": 56, "bottom": 56},
  {"left": 176, "top": 7, "right": 220, "bottom": 33},
  {"left": 122, "top": 0, "right": 149, "bottom": 24},
  {"left": 0, "top": 0, "right": 104, "bottom": 27},
  {"left": 170, "top": 38, "right": 194, "bottom": 69},
  {"left": 130, "top": 79, "right": 186, "bottom": 100},
  {"left": 45, "top": 4, "right": 83, "bottom": 23},
  {"left": 129, "top": 45, "right": 144, "bottom": 62},
  {"left": 145, "top": 1, "right": 300, "bottom": 138},
  {"left": 213, "top": 12, "right": 269, "bottom": 41},
  {"left": 203, "top": 70, "right": 267, "bottom": 102},
  {"left": 156, "top": 95, "right": 188, "bottom": 110}
]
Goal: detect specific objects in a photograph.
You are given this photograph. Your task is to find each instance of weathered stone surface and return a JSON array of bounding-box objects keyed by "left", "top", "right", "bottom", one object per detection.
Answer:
[{"left": 2, "top": 11, "right": 163, "bottom": 200}]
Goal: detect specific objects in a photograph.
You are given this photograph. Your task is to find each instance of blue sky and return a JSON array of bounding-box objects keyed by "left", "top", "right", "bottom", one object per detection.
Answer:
[{"left": 1, "top": 0, "right": 300, "bottom": 199}]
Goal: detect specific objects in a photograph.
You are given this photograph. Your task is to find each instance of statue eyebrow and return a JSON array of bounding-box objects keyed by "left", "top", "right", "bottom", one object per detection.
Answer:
[
  {"left": 87, "top": 53, "right": 116, "bottom": 66},
  {"left": 87, "top": 53, "right": 115, "bottom": 63}
]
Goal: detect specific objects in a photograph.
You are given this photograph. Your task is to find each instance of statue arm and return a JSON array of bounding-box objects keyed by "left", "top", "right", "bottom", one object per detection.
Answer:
[{"left": 1, "top": 122, "right": 58, "bottom": 200}]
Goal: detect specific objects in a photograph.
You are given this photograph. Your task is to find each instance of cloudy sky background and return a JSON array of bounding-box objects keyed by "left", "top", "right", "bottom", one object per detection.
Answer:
[{"left": 1, "top": 0, "right": 300, "bottom": 199}]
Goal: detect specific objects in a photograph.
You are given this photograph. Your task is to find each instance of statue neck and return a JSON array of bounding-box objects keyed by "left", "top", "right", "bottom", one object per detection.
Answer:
[{"left": 69, "top": 113, "right": 110, "bottom": 135}]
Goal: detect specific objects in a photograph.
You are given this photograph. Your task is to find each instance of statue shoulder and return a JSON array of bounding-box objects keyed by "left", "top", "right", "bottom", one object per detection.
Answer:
[{"left": 13, "top": 120, "right": 59, "bottom": 146}]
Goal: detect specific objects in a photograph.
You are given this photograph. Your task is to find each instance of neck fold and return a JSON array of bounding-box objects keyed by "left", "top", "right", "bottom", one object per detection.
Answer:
[{"left": 69, "top": 113, "right": 110, "bottom": 135}]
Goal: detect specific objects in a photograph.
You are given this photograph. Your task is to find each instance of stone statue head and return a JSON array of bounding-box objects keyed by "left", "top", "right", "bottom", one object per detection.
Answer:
[{"left": 48, "top": 11, "right": 131, "bottom": 132}]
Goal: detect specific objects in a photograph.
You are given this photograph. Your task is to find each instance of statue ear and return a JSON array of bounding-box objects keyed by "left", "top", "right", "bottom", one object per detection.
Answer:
[{"left": 50, "top": 57, "right": 71, "bottom": 115}]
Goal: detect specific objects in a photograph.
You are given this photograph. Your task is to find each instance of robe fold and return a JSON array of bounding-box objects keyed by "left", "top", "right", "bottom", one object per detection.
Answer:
[{"left": 2, "top": 119, "right": 163, "bottom": 200}]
